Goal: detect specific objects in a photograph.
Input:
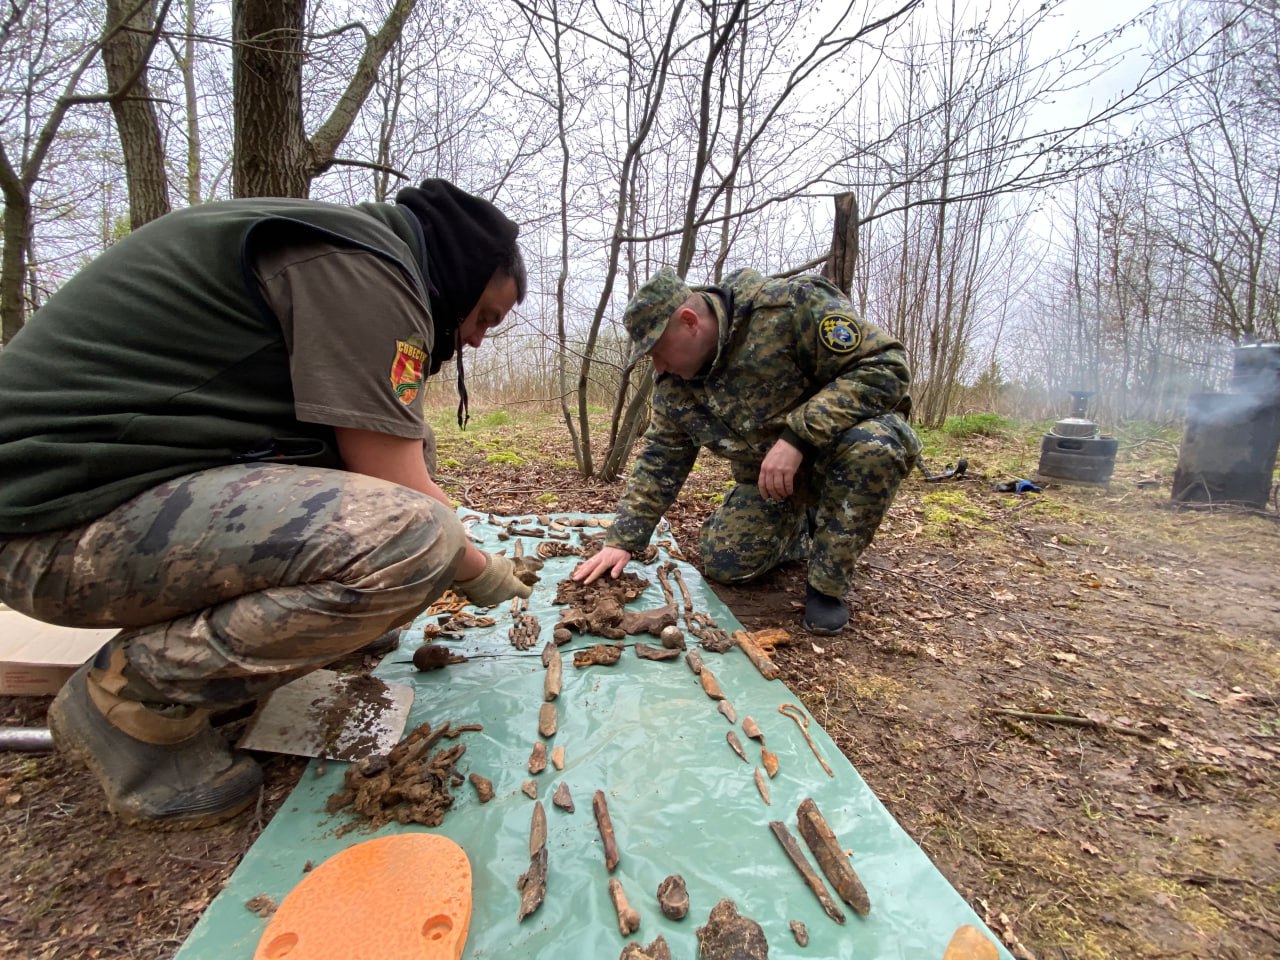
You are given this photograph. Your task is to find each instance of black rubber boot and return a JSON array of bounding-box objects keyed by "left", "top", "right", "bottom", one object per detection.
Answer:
[
  {"left": 803, "top": 584, "right": 849, "bottom": 635},
  {"left": 358, "top": 626, "right": 403, "bottom": 658},
  {"left": 48, "top": 662, "right": 263, "bottom": 830}
]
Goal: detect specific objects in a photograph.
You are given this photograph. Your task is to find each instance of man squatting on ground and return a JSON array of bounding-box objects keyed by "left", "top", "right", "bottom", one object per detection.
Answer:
[
  {"left": 573, "top": 267, "right": 922, "bottom": 634},
  {"left": 0, "top": 179, "right": 536, "bottom": 828}
]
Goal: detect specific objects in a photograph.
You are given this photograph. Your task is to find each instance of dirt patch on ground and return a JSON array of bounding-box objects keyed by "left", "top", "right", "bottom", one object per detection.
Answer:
[{"left": 2, "top": 420, "right": 1277, "bottom": 959}]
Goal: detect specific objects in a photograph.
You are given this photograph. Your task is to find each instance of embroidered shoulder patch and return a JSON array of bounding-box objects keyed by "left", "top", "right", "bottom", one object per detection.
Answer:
[
  {"left": 390, "top": 335, "right": 427, "bottom": 406},
  {"left": 818, "top": 314, "right": 861, "bottom": 354}
]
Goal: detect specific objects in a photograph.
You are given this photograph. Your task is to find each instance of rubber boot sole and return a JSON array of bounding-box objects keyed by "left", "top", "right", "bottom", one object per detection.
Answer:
[{"left": 49, "top": 667, "right": 262, "bottom": 831}]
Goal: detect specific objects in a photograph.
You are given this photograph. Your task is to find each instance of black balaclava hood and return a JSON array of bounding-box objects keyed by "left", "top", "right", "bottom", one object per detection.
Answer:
[{"left": 394, "top": 179, "right": 519, "bottom": 425}]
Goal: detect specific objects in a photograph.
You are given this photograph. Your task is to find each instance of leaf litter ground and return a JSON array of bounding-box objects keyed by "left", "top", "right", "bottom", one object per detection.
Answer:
[{"left": 1, "top": 415, "right": 1277, "bottom": 959}]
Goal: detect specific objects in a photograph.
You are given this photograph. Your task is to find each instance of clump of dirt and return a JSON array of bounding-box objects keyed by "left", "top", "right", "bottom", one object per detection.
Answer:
[
  {"left": 325, "top": 720, "right": 475, "bottom": 834},
  {"left": 311, "top": 673, "right": 395, "bottom": 760},
  {"left": 696, "top": 898, "right": 769, "bottom": 960}
]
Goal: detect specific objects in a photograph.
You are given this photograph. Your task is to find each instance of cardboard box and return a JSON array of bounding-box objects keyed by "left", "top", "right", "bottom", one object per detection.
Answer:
[{"left": 0, "top": 607, "right": 116, "bottom": 696}]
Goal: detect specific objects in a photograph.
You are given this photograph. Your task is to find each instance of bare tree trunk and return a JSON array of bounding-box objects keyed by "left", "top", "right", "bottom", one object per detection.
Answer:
[
  {"left": 232, "top": 0, "right": 311, "bottom": 197},
  {"left": 0, "top": 181, "right": 31, "bottom": 345},
  {"left": 179, "top": 0, "right": 202, "bottom": 205},
  {"left": 103, "top": 0, "right": 171, "bottom": 227},
  {"left": 232, "top": 0, "right": 419, "bottom": 199},
  {"left": 821, "top": 193, "right": 858, "bottom": 295}
]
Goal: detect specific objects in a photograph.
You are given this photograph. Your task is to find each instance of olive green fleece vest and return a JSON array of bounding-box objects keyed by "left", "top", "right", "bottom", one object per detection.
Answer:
[{"left": 0, "top": 198, "right": 429, "bottom": 534}]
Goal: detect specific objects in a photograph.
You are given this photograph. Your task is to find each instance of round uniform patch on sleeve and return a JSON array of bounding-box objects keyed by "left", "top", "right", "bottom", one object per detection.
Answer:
[{"left": 818, "top": 314, "right": 862, "bottom": 354}]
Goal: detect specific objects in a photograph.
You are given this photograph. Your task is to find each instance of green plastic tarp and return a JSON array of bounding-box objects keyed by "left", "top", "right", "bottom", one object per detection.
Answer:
[{"left": 176, "top": 512, "right": 1011, "bottom": 960}]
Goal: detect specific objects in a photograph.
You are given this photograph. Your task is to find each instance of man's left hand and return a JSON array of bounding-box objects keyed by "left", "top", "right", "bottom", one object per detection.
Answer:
[{"left": 758, "top": 437, "right": 803, "bottom": 500}]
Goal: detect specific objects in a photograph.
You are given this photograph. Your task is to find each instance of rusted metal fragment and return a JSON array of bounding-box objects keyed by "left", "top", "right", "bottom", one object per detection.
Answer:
[
  {"left": 754, "top": 768, "right": 771, "bottom": 806},
  {"left": 539, "top": 703, "right": 558, "bottom": 738},
  {"left": 574, "top": 643, "right": 625, "bottom": 667},
  {"left": 528, "top": 741, "right": 547, "bottom": 774},
  {"left": 619, "top": 935, "right": 671, "bottom": 960},
  {"left": 469, "top": 773, "right": 494, "bottom": 803},
  {"left": 544, "top": 645, "right": 562, "bottom": 701},
  {"left": 530, "top": 800, "right": 547, "bottom": 856},
  {"left": 726, "top": 730, "right": 748, "bottom": 763},
  {"left": 593, "top": 789, "right": 621, "bottom": 871},
  {"left": 636, "top": 642, "right": 681, "bottom": 662},
  {"left": 608, "top": 877, "right": 641, "bottom": 935},
  {"left": 762, "top": 747, "right": 779, "bottom": 778},
  {"left": 660, "top": 625, "right": 686, "bottom": 649},
  {"left": 657, "top": 874, "right": 689, "bottom": 920},
  {"left": 779, "top": 703, "right": 834, "bottom": 777},
  {"left": 768, "top": 821, "right": 845, "bottom": 924},
  {"left": 718, "top": 700, "right": 737, "bottom": 724},
  {"left": 732, "top": 629, "right": 782, "bottom": 681},
  {"left": 700, "top": 668, "right": 725, "bottom": 700},
  {"left": 796, "top": 797, "right": 871, "bottom": 917},
  {"left": 521, "top": 779, "right": 538, "bottom": 799},
  {"left": 742, "top": 717, "right": 762, "bottom": 741},
  {"left": 550, "top": 745, "right": 565, "bottom": 770},
  {"left": 790, "top": 920, "right": 809, "bottom": 947},
  {"left": 516, "top": 846, "right": 547, "bottom": 921},
  {"left": 552, "top": 781, "right": 575, "bottom": 812},
  {"left": 686, "top": 650, "right": 704, "bottom": 675},
  {"left": 696, "top": 899, "right": 769, "bottom": 960}
]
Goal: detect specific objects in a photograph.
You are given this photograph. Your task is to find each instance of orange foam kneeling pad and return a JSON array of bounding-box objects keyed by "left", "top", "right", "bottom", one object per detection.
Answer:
[{"left": 254, "top": 833, "right": 472, "bottom": 960}]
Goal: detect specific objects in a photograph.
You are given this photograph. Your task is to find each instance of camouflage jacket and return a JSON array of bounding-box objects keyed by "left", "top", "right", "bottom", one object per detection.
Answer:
[{"left": 606, "top": 268, "right": 912, "bottom": 553}]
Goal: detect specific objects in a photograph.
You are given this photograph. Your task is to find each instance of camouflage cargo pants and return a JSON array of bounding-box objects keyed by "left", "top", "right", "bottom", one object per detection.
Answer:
[
  {"left": 699, "top": 413, "right": 920, "bottom": 597},
  {"left": 0, "top": 464, "right": 466, "bottom": 707}
]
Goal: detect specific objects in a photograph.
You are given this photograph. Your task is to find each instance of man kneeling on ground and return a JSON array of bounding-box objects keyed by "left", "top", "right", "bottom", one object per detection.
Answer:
[{"left": 573, "top": 266, "right": 920, "bottom": 635}]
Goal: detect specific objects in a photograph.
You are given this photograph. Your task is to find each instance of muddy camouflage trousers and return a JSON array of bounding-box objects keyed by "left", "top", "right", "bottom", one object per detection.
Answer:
[
  {"left": 699, "top": 413, "right": 919, "bottom": 597},
  {"left": 0, "top": 464, "right": 466, "bottom": 707}
]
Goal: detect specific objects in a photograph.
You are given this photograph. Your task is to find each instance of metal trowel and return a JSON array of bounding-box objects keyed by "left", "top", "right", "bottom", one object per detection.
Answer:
[{"left": 237, "top": 669, "right": 414, "bottom": 761}]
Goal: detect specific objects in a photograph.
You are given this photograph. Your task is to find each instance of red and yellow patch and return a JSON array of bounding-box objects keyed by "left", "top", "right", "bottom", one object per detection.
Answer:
[{"left": 389, "top": 335, "right": 427, "bottom": 406}]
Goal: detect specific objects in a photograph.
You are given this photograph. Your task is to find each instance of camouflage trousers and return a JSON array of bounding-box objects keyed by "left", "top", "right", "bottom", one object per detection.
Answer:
[
  {"left": 0, "top": 464, "right": 466, "bottom": 707},
  {"left": 699, "top": 413, "right": 920, "bottom": 597}
]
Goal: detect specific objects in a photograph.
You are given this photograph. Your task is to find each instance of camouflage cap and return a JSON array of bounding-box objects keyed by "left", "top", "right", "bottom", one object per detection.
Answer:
[{"left": 623, "top": 267, "right": 693, "bottom": 366}]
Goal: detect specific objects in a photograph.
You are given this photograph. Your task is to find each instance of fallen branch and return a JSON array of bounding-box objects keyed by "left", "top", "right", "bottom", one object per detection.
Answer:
[{"left": 990, "top": 708, "right": 1154, "bottom": 741}]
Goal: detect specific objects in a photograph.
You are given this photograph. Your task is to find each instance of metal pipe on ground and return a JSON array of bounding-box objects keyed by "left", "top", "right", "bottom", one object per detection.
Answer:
[{"left": 0, "top": 728, "right": 55, "bottom": 752}]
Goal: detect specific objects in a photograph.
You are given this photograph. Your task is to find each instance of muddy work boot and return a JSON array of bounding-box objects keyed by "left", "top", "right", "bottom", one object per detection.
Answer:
[
  {"left": 48, "top": 660, "right": 262, "bottom": 830},
  {"left": 358, "top": 626, "right": 403, "bottom": 658},
  {"left": 802, "top": 584, "right": 849, "bottom": 635}
]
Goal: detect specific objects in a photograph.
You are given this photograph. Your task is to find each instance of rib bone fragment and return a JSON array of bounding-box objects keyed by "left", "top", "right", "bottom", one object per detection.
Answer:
[
  {"left": 754, "top": 768, "right": 771, "bottom": 806},
  {"left": 726, "top": 730, "right": 748, "bottom": 763},
  {"left": 593, "top": 789, "right": 621, "bottom": 871},
  {"left": 543, "top": 643, "right": 562, "bottom": 701},
  {"left": 699, "top": 668, "right": 725, "bottom": 700},
  {"left": 538, "top": 703, "right": 558, "bottom": 738},
  {"left": 528, "top": 741, "right": 547, "bottom": 774},
  {"left": 552, "top": 781, "right": 575, "bottom": 812},
  {"left": 768, "top": 821, "right": 846, "bottom": 924},
  {"left": 608, "top": 878, "right": 641, "bottom": 936}
]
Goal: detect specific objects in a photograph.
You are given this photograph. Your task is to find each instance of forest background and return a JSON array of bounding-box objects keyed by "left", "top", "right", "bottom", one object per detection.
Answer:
[{"left": 1, "top": 0, "right": 1277, "bottom": 480}]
